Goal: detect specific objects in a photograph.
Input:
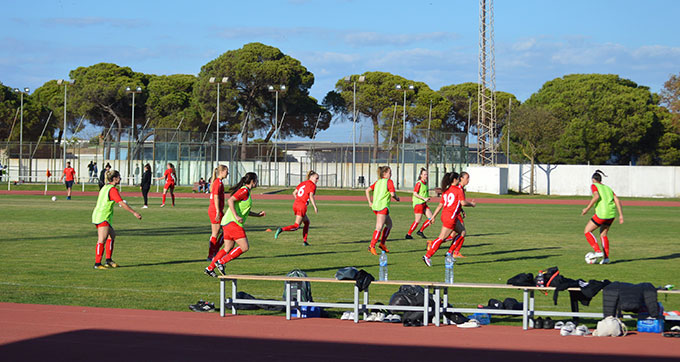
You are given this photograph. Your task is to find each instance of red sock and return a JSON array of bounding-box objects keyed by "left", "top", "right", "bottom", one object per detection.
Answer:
[
  {"left": 302, "top": 221, "right": 310, "bottom": 242},
  {"left": 219, "top": 246, "right": 243, "bottom": 264},
  {"left": 95, "top": 242, "right": 104, "bottom": 264},
  {"left": 208, "top": 249, "right": 228, "bottom": 270},
  {"left": 407, "top": 221, "right": 418, "bottom": 235},
  {"left": 585, "top": 232, "right": 601, "bottom": 252},
  {"left": 370, "top": 230, "right": 381, "bottom": 248},
  {"left": 426, "top": 238, "right": 443, "bottom": 258},
  {"left": 282, "top": 223, "right": 299, "bottom": 231},
  {"left": 454, "top": 237, "right": 465, "bottom": 254},
  {"left": 602, "top": 236, "right": 609, "bottom": 258},
  {"left": 380, "top": 227, "right": 391, "bottom": 245},
  {"left": 419, "top": 219, "right": 432, "bottom": 232},
  {"left": 171, "top": 193, "right": 175, "bottom": 206},
  {"left": 448, "top": 235, "right": 461, "bottom": 254},
  {"left": 162, "top": 193, "right": 166, "bottom": 204},
  {"left": 105, "top": 238, "right": 114, "bottom": 259}
]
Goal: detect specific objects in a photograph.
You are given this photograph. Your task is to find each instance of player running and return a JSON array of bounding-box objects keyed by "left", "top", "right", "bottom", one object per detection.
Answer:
[
  {"left": 406, "top": 168, "right": 433, "bottom": 239},
  {"left": 274, "top": 170, "right": 319, "bottom": 246},
  {"left": 207, "top": 165, "right": 228, "bottom": 261},
  {"left": 366, "top": 166, "right": 400, "bottom": 255},
  {"left": 204, "top": 172, "right": 266, "bottom": 277},
  {"left": 91, "top": 170, "right": 142, "bottom": 269},
  {"left": 581, "top": 170, "right": 624, "bottom": 264},
  {"left": 60, "top": 161, "right": 77, "bottom": 200},
  {"left": 447, "top": 171, "right": 471, "bottom": 258},
  {"left": 422, "top": 172, "right": 476, "bottom": 266},
  {"left": 157, "top": 163, "right": 177, "bottom": 207}
]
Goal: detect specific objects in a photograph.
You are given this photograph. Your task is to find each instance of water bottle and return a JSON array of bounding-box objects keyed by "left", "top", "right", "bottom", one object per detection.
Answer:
[
  {"left": 379, "top": 251, "right": 388, "bottom": 281},
  {"left": 445, "top": 252, "right": 455, "bottom": 284}
]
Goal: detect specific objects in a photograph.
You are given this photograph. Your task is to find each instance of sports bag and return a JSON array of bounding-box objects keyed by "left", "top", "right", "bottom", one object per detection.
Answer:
[
  {"left": 593, "top": 316, "right": 627, "bottom": 337},
  {"left": 283, "top": 269, "right": 313, "bottom": 302}
]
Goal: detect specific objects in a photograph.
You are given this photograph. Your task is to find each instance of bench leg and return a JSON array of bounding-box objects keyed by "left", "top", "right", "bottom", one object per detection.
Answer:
[
  {"left": 353, "top": 285, "right": 359, "bottom": 323},
  {"left": 231, "top": 280, "right": 238, "bottom": 315},
  {"left": 286, "top": 282, "right": 291, "bottom": 320},
  {"left": 220, "top": 279, "right": 225, "bottom": 317},
  {"left": 424, "top": 287, "right": 430, "bottom": 326},
  {"left": 363, "top": 289, "right": 369, "bottom": 320},
  {"left": 529, "top": 290, "right": 535, "bottom": 323},
  {"left": 443, "top": 287, "right": 449, "bottom": 325},
  {"left": 522, "top": 289, "right": 529, "bottom": 330},
  {"left": 434, "top": 288, "right": 441, "bottom": 326}
]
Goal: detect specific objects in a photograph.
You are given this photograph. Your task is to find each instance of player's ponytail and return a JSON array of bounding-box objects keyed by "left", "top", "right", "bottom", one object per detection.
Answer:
[
  {"left": 418, "top": 168, "right": 427, "bottom": 183},
  {"left": 229, "top": 172, "right": 258, "bottom": 195},
  {"left": 168, "top": 163, "right": 177, "bottom": 179},
  {"left": 105, "top": 170, "right": 120, "bottom": 183},
  {"left": 377, "top": 166, "right": 390, "bottom": 179},
  {"left": 306, "top": 170, "right": 318, "bottom": 180},
  {"left": 592, "top": 169, "right": 607, "bottom": 182},
  {"left": 441, "top": 172, "right": 459, "bottom": 191},
  {"left": 213, "top": 165, "right": 228, "bottom": 181}
]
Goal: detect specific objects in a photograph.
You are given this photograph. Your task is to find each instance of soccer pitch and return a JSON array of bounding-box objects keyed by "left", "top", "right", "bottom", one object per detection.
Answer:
[{"left": 1, "top": 193, "right": 678, "bottom": 318}]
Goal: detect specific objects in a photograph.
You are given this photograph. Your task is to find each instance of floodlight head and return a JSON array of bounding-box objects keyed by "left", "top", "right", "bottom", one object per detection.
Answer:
[
  {"left": 395, "top": 84, "right": 402, "bottom": 90},
  {"left": 408, "top": 85, "right": 415, "bottom": 90},
  {"left": 280, "top": 85, "right": 286, "bottom": 91},
  {"left": 209, "top": 77, "right": 216, "bottom": 83},
  {"left": 268, "top": 85, "right": 275, "bottom": 92},
  {"left": 358, "top": 75, "right": 366, "bottom": 82},
  {"left": 136, "top": 86, "right": 142, "bottom": 92},
  {"left": 221, "top": 77, "right": 229, "bottom": 83},
  {"left": 344, "top": 76, "right": 351, "bottom": 82},
  {"left": 24, "top": 87, "right": 30, "bottom": 93},
  {"left": 125, "top": 86, "right": 132, "bottom": 92},
  {"left": 57, "top": 79, "right": 64, "bottom": 85},
  {"left": 14, "top": 88, "right": 19, "bottom": 93}
]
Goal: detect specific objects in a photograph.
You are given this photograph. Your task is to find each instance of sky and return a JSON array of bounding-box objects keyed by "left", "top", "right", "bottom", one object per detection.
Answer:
[{"left": 2, "top": 0, "right": 679, "bottom": 142}]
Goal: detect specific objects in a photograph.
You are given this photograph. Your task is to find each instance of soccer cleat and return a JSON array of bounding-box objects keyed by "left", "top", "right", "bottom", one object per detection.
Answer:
[
  {"left": 274, "top": 227, "right": 283, "bottom": 239},
  {"left": 422, "top": 255, "right": 432, "bottom": 267},
  {"left": 214, "top": 261, "right": 226, "bottom": 275},
  {"left": 416, "top": 231, "right": 427, "bottom": 239},
  {"left": 593, "top": 251, "right": 604, "bottom": 258},
  {"left": 303, "top": 241, "right": 310, "bottom": 246},
  {"left": 67, "top": 196, "right": 71, "bottom": 200},
  {"left": 104, "top": 260, "right": 119, "bottom": 268},
  {"left": 600, "top": 258, "right": 610, "bottom": 264},
  {"left": 93, "top": 263, "right": 107, "bottom": 270},
  {"left": 452, "top": 252, "right": 465, "bottom": 258},
  {"left": 142, "top": 205, "right": 148, "bottom": 209},
  {"left": 368, "top": 246, "right": 378, "bottom": 256},
  {"left": 204, "top": 267, "right": 218, "bottom": 278},
  {"left": 405, "top": 234, "right": 413, "bottom": 239},
  {"left": 378, "top": 243, "right": 390, "bottom": 253},
  {"left": 160, "top": 203, "right": 165, "bottom": 208},
  {"left": 534, "top": 317, "right": 544, "bottom": 329},
  {"left": 573, "top": 324, "right": 590, "bottom": 336}
]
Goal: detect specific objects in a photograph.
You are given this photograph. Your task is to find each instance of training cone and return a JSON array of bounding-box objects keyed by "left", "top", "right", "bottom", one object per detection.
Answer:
[{"left": 265, "top": 228, "right": 272, "bottom": 232}]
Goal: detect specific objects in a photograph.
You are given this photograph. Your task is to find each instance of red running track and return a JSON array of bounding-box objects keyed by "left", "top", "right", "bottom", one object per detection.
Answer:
[
  {"left": 0, "top": 303, "right": 678, "bottom": 362},
  {"left": 1, "top": 189, "right": 679, "bottom": 207}
]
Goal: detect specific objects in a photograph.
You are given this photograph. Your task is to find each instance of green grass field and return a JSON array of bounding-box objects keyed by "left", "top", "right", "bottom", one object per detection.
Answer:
[{"left": 1, "top": 192, "right": 678, "bottom": 322}]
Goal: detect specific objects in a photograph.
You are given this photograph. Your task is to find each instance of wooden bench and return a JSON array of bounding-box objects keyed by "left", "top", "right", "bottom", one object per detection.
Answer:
[{"left": 217, "top": 275, "right": 680, "bottom": 329}]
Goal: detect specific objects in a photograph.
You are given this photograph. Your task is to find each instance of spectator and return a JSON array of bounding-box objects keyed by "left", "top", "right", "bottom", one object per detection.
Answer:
[
  {"left": 92, "top": 162, "right": 98, "bottom": 183},
  {"left": 0, "top": 162, "right": 4, "bottom": 182},
  {"left": 99, "top": 163, "right": 111, "bottom": 190},
  {"left": 87, "top": 161, "right": 94, "bottom": 181},
  {"left": 198, "top": 177, "right": 207, "bottom": 193},
  {"left": 140, "top": 163, "right": 151, "bottom": 209}
]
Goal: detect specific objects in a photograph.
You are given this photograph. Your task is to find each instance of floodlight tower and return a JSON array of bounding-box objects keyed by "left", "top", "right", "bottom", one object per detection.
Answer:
[{"left": 477, "top": 0, "right": 497, "bottom": 165}]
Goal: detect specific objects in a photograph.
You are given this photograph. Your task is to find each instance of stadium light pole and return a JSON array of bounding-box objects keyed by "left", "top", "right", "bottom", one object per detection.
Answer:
[
  {"left": 209, "top": 77, "right": 229, "bottom": 168},
  {"left": 56, "top": 80, "right": 73, "bottom": 171},
  {"left": 14, "top": 87, "right": 29, "bottom": 182},
  {"left": 125, "top": 86, "right": 142, "bottom": 185},
  {"left": 268, "top": 84, "right": 286, "bottom": 185},
  {"left": 395, "top": 84, "right": 414, "bottom": 189},
  {"left": 345, "top": 75, "right": 365, "bottom": 188}
]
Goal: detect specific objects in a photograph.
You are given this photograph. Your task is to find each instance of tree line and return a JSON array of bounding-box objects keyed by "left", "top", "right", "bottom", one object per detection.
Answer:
[{"left": 1, "top": 42, "right": 679, "bottom": 165}]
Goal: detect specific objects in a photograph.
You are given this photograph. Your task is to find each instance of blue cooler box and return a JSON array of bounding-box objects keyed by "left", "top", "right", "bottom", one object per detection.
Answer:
[
  {"left": 293, "top": 306, "right": 322, "bottom": 318},
  {"left": 637, "top": 318, "right": 664, "bottom": 333}
]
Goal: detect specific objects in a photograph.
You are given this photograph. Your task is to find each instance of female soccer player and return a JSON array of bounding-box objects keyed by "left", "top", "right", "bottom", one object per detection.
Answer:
[
  {"left": 274, "top": 170, "right": 319, "bottom": 246},
  {"left": 207, "top": 165, "right": 229, "bottom": 260},
  {"left": 60, "top": 161, "right": 77, "bottom": 200},
  {"left": 365, "top": 166, "right": 400, "bottom": 255},
  {"left": 204, "top": 172, "right": 266, "bottom": 277},
  {"left": 581, "top": 170, "right": 624, "bottom": 264},
  {"left": 406, "top": 168, "right": 433, "bottom": 239},
  {"left": 91, "top": 170, "right": 142, "bottom": 269},
  {"left": 422, "top": 172, "right": 476, "bottom": 266},
  {"left": 156, "top": 163, "right": 177, "bottom": 207},
  {"left": 447, "top": 171, "right": 471, "bottom": 258}
]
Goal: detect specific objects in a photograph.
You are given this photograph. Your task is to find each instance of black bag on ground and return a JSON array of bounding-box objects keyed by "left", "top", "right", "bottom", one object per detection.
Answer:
[
  {"left": 335, "top": 267, "right": 358, "bottom": 280},
  {"left": 231, "top": 291, "right": 260, "bottom": 310},
  {"left": 507, "top": 273, "right": 534, "bottom": 286},
  {"left": 283, "top": 269, "right": 313, "bottom": 302},
  {"left": 503, "top": 297, "right": 523, "bottom": 310}
]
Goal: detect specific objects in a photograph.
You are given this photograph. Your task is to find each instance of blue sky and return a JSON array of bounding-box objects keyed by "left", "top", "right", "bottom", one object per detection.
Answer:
[{"left": 2, "top": 0, "right": 679, "bottom": 142}]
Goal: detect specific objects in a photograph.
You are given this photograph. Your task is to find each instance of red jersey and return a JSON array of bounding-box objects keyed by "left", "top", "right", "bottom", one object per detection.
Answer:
[
  {"left": 63, "top": 167, "right": 76, "bottom": 181},
  {"left": 368, "top": 179, "right": 396, "bottom": 192},
  {"left": 164, "top": 169, "right": 176, "bottom": 184},
  {"left": 232, "top": 187, "right": 250, "bottom": 201},
  {"left": 109, "top": 186, "right": 123, "bottom": 203},
  {"left": 440, "top": 185, "right": 465, "bottom": 221},
  {"left": 293, "top": 180, "right": 316, "bottom": 207},
  {"left": 208, "top": 179, "right": 225, "bottom": 215}
]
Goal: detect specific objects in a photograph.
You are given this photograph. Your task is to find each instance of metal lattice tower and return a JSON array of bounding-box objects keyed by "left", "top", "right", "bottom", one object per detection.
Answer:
[{"left": 477, "top": 0, "right": 497, "bottom": 165}]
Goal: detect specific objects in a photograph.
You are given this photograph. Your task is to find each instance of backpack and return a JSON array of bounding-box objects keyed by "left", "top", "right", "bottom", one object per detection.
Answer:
[
  {"left": 593, "top": 316, "right": 627, "bottom": 337},
  {"left": 283, "top": 269, "right": 313, "bottom": 302}
]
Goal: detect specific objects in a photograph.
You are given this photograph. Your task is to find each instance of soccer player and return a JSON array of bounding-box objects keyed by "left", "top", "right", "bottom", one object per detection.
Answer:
[
  {"left": 204, "top": 172, "right": 266, "bottom": 277},
  {"left": 60, "top": 161, "right": 77, "bottom": 200},
  {"left": 207, "top": 165, "right": 228, "bottom": 260},
  {"left": 581, "top": 169, "right": 624, "bottom": 264},
  {"left": 406, "top": 168, "right": 433, "bottom": 239},
  {"left": 447, "top": 171, "right": 472, "bottom": 258},
  {"left": 422, "top": 172, "right": 476, "bottom": 266},
  {"left": 91, "top": 170, "right": 142, "bottom": 269},
  {"left": 275, "top": 170, "right": 319, "bottom": 246},
  {"left": 365, "top": 166, "right": 400, "bottom": 255},
  {"left": 156, "top": 163, "right": 177, "bottom": 207}
]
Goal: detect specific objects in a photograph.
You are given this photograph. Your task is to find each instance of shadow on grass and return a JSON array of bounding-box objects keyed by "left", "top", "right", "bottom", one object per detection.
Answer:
[
  {"left": 476, "top": 246, "right": 561, "bottom": 256},
  {"left": 278, "top": 264, "right": 374, "bottom": 274},
  {"left": 461, "top": 254, "right": 560, "bottom": 265},
  {"left": 466, "top": 232, "right": 511, "bottom": 237},
  {"left": 610, "top": 252, "right": 680, "bottom": 264},
  {"left": 120, "top": 259, "right": 206, "bottom": 268}
]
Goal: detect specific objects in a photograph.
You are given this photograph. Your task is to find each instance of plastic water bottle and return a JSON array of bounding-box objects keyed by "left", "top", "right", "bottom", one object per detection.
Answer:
[
  {"left": 445, "top": 252, "right": 455, "bottom": 284},
  {"left": 379, "top": 251, "right": 388, "bottom": 281}
]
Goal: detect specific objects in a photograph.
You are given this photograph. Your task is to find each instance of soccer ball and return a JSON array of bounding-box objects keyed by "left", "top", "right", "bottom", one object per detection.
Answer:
[
  {"left": 585, "top": 252, "right": 598, "bottom": 264},
  {"left": 51, "top": 196, "right": 57, "bottom": 202}
]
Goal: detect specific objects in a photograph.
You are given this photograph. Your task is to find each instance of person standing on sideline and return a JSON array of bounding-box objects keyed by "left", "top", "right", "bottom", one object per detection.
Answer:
[
  {"left": 204, "top": 172, "right": 266, "bottom": 277},
  {"left": 274, "top": 170, "right": 319, "bottom": 246},
  {"left": 91, "top": 170, "right": 142, "bottom": 269},
  {"left": 365, "top": 166, "right": 400, "bottom": 255},
  {"left": 207, "top": 165, "right": 229, "bottom": 261},
  {"left": 92, "top": 162, "right": 98, "bottom": 183},
  {"left": 156, "top": 163, "right": 177, "bottom": 207},
  {"left": 581, "top": 170, "right": 624, "bottom": 264},
  {"left": 140, "top": 163, "right": 152, "bottom": 209},
  {"left": 60, "top": 161, "right": 77, "bottom": 200},
  {"left": 87, "top": 161, "right": 94, "bottom": 181},
  {"left": 99, "top": 163, "right": 111, "bottom": 190},
  {"left": 406, "top": 168, "right": 433, "bottom": 239}
]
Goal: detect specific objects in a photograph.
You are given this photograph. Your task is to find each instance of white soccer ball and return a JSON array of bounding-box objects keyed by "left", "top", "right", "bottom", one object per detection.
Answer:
[
  {"left": 585, "top": 252, "right": 598, "bottom": 264},
  {"left": 51, "top": 196, "right": 57, "bottom": 202}
]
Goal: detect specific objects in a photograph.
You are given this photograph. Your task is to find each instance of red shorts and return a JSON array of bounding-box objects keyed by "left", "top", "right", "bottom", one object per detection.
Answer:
[
  {"left": 373, "top": 208, "right": 389, "bottom": 215},
  {"left": 293, "top": 204, "right": 307, "bottom": 217},
  {"left": 209, "top": 210, "right": 224, "bottom": 224},
  {"left": 413, "top": 203, "right": 430, "bottom": 215},
  {"left": 222, "top": 222, "right": 246, "bottom": 240},
  {"left": 94, "top": 221, "right": 111, "bottom": 228},
  {"left": 164, "top": 183, "right": 175, "bottom": 191},
  {"left": 441, "top": 212, "right": 457, "bottom": 229},
  {"left": 591, "top": 214, "right": 614, "bottom": 227}
]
